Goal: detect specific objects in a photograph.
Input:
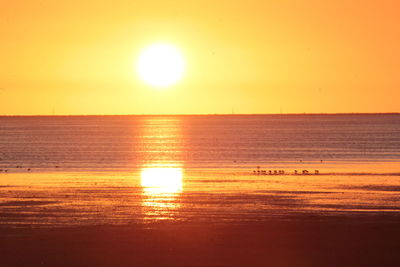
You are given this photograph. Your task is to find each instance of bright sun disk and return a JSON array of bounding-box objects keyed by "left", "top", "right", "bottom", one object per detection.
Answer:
[{"left": 137, "top": 43, "right": 185, "bottom": 88}]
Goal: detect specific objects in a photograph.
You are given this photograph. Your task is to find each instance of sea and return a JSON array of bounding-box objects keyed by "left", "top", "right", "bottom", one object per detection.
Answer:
[{"left": 0, "top": 114, "right": 399, "bottom": 226}]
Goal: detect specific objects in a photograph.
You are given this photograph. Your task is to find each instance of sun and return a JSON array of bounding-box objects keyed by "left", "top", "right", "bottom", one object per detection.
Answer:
[{"left": 137, "top": 43, "right": 185, "bottom": 88}]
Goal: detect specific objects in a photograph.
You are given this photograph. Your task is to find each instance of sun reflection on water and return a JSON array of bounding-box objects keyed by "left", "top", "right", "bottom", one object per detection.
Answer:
[
  {"left": 141, "top": 168, "right": 183, "bottom": 194},
  {"left": 140, "top": 167, "right": 183, "bottom": 221}
]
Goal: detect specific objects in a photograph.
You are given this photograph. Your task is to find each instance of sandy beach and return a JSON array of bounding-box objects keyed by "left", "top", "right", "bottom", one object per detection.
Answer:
[
  {"left": 1, "top": 216, "right": 400, "bottom": 267},
  {"left": 1, "top": 167, "right": 400, "bottom": 266}
]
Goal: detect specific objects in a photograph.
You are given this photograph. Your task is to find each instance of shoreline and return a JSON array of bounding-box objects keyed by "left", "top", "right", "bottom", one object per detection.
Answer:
[
  {"left": 1, "top": 159, "right": 399, "bottom": 174},
  {"left": 1, "top": 166, "right": 400, "bottom": 228}
]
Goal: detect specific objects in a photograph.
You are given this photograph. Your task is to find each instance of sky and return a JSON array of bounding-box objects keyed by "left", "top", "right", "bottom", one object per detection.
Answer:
[{"left": 0, "top": 0, "right": 399, "bottom": 115}]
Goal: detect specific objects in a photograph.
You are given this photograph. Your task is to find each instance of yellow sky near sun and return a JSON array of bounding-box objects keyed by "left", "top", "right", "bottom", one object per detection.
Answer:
[{"left": 0, "top": 0, "right": 399, "bottom": 115}]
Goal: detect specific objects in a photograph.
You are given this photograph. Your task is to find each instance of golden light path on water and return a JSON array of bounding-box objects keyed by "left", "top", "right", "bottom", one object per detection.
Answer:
[
  {"left": 136, "top": 115, "right": 185, "bottom": 220},
  {"left": 140, "top": 167, "right": 183, "bottom": 220},
  {"left": 141, "top": 168, "right": 183, "bottom": 194}
]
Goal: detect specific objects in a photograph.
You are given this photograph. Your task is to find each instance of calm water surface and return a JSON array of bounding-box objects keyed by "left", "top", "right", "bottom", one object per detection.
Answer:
[
  {"left": 0, "top": 114, "right": 399, "bottom": 226},
  {"left": 1, "top": 114, "right": 400, "bottom": 170}
]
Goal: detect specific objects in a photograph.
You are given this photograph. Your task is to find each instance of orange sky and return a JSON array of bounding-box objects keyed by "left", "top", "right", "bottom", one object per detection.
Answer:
[{"left": 0, "top": 0, "right": 399, "bottom": 115}]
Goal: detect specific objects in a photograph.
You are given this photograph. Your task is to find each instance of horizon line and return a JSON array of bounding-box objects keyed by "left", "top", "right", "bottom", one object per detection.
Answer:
[{"left": 1, "top": 112, "right": 400, "bottom": 117}]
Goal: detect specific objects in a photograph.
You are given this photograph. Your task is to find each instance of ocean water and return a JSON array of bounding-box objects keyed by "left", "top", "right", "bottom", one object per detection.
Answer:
[
  {"left": 1, "top": 114, "right": 400, "bottom": 171},
  {"left": 0, "top": 114, "right": 400, "bottom": 226}
]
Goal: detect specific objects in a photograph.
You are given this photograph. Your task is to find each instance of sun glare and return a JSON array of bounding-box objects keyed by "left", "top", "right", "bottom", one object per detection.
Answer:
[
  {"left": 137, "top": 43, "right": 185, "bottom": 88},
  {"left": 141, "top": 168, "right": 183, "bottom": 194}
]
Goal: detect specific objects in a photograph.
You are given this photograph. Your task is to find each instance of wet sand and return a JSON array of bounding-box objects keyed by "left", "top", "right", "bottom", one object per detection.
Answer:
[
  {"left": 1, "top": 216, "right": 400, "bottom": 267},
  {"left": 1, "top": 167, "right": 400, "bottom": 266}
]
